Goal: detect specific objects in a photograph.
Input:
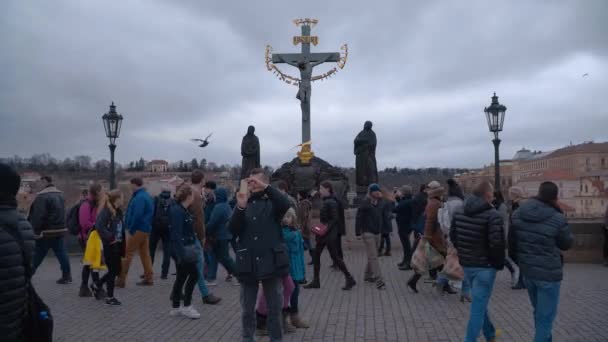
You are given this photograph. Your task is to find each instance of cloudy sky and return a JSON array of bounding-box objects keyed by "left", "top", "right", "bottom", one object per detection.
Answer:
[{"left": 1, "top": 1, "right": 607, "bottom": 169}]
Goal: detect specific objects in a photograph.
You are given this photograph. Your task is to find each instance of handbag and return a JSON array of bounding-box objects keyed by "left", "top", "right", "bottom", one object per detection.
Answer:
[
  {"left": 425, "top": 240, "right": 445, "bottom": 270},
  {"left": 7, "top": 228, "right": 53, "bottom": 342},
  {"left": 311, "top": 223, "right": 328, "bottom": 237},
  {"left": 182, "top": 241, "right": 200, "bottom": 264},
  {"left": 410, "top": 238, "right": 428, "bottom": 274},
  {"left": 443, "top": 247, "right": 464, "bottom": 280}
]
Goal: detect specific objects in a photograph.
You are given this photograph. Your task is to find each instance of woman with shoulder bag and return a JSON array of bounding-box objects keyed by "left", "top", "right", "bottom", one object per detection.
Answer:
[
  {"left": 169, "top": 185, "right": 201, "bottom": 319},
  {"left": 304, "top": 181, "right": 356, "bottom": 291},
  {"left": 94, "top": 189, "right": 126, "bottom": 306}
]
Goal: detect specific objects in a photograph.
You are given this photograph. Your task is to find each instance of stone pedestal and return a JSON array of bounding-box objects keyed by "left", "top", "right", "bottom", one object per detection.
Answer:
[{"left": 271, "top": 155, "right": 349, "bottom": 204}]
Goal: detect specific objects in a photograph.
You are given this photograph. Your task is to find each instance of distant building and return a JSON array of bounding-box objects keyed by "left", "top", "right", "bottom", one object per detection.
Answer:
[
  {"left": 147, "top": 160, "right": 169, "bottom": 173},
  {"left": 456, "top": 142, "right": 608, "bottom": 219}
]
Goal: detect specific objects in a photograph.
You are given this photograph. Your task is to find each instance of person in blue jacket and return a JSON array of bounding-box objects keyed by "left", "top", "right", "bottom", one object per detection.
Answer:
[
  {"left": 118, "top": 178, "right": 154, "bottom": 287},
  {"left": 282, "top": 208, "right": 310, "bottom": 329},
  {"left": 169, "top": 185, "right": 201, "bottom": 319},
  {"left": 205, "top": 187, "right": 236, "bottom": 281}
]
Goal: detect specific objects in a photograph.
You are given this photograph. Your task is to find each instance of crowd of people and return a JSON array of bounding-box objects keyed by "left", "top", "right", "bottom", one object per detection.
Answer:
[{"left": 1, "top": 160, "right": 603, "bottom": 341}]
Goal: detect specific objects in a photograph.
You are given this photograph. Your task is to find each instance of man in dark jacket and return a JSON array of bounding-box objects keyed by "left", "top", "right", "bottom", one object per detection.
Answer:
[
  {"left": 229, "top": 168, "right": 290, "bottom": 341},
  {"left": 356, "top": 183, "right": 391, "bottom": 290},
  {"left": 394, "top": 185, "right": 415, "bottom": 270},
  {"left": 29, "top": 175, "right": 72, "bottom": 284},
  {"left": 451, "top": 181, "right": 504, "bottom": 342},
  {"left": 510, "top": 182, "right": 573, "bottom": 342},
  {"left": 149, "top": 187, "right": 173, "bottom": 279},
  {"left": 0, "top": 164, "right": 36, "bottom": 342},
  {"left": 206, "top": 187, "right": 236, "bottom": 281}
]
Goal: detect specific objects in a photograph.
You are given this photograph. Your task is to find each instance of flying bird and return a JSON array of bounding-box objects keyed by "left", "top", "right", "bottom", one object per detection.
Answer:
[
  {"left": 191, "top": 133, "right": 213, "bottom": 148},
  {"left": 582, "top": 73, "right": 589, "bottom": 77}
]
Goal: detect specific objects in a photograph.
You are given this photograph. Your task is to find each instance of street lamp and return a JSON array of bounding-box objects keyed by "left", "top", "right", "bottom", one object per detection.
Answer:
[
  {"left": 102, "top": 102, "right": 123, "bottom": 189},
  {"left": 484, "top": 92, "right": 507, "bottom": 193}
]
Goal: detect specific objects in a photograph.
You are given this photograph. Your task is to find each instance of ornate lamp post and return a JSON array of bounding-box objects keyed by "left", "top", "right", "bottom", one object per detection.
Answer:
[
  {"left": 484, "top": 92, "right": 507, "bottom": 193},
  {"left": 102, "top": 102, "right": 123, "bottom": 189}
]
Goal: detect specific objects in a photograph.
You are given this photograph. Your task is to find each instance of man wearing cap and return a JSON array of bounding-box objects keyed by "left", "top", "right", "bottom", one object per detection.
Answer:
[
  {"left": 355, "top": 183, "right": 391, "bottom": 290},
  {"left": 0, "top": 164, "right": 36, "bottom": 341}
]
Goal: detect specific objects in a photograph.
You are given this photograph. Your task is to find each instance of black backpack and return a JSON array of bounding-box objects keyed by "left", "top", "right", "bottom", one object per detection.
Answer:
[
  {"left": 7, "top": 227, "right": 53, "bottom": 342},
  {"left": 66, "top": 200, "right": 85, "bottom": 235},
  {"left": 153, "top": 197, "right": 171, "bottom": 232}
]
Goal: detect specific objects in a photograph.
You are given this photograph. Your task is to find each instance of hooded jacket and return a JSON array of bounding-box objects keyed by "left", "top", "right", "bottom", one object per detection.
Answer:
[
  {"left": 510, "top": 198, "right": 573, "bottom": 282},
  {"left": 206, "top": 188, "right": 233, "bottom": 241},
  {"left": 393, "top": 195, "right": 414, "bottom": 233},
  {"left": 451, "top": 195, "right": 505, "bottom": 269},
  {"left": 28, "top": 185, "right": 66, "bottom": 238},
  {"left": 0, "top": 204, "right": 35, "bottom": 342},
  {"left": 228, "top": 185, "right": 290, "bottom": 283}
]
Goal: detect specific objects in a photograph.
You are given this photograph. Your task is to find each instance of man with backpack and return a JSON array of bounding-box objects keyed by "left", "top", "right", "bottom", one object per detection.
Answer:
[
  {"left": 149, "top": 187, "right": 173, "bottom": 280},
  {"left": 29, "top": 176, "right": 72, "bottom": 284}
]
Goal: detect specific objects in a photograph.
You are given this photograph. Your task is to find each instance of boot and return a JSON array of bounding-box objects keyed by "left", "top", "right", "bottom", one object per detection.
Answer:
[
  {"left": 303, "top": 279, "right": 320, "bottom": 289},
  {"left": 407, "top": 273, "right": 421, "bottom": 293},
  {"left": 384, "top": 251, "right": 391, "bottom": 257},
  {"left": 342, "top": 276, "right": 356, "bottom": 291},
  {"left": 282, "top": 310, "right": 296, "bottom": 333},
  {"left": 91, "top": 284, "right": 106, "bottom": 300},
  {"left": 79, "top": 285, "right": 92, "bottom": 297},
  {"left": 57, "top": 274, "right": 72, "bottom": 285},
  {"left": 289, "top": 312, "right": 310, "bottom": 329}
]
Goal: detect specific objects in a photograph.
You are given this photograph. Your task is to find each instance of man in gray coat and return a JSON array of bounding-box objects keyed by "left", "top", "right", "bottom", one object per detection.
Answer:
[{"left": 510, "top": 181, "right": 573, "bottom": 342}]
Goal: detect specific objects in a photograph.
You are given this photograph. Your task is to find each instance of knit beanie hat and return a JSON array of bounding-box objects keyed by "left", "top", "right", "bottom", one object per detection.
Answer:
[
  {"left": 0, "top": 164, "right": 21, "bottom": 197},
  {"left": 368, "top": 183, "right": 381, "bottom": 193}
]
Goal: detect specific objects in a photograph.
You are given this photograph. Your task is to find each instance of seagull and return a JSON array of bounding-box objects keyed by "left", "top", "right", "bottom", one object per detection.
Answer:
[
  {"left": 582, "top": 73, "right": 589, "bottom": 77},
  {"left": 191, "top": 133, "right": 213, "bottom": 148}
]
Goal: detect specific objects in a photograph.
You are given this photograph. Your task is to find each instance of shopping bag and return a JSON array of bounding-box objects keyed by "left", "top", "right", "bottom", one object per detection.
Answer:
[
  {"left": 443, "top": 247, "right": 464, "bottom": 281},
  {"left": 410, "top": 239, "right": 428, "bottom": 274},
  {"left": 425, "top": 241, "right": 445, "bottom": 270}
]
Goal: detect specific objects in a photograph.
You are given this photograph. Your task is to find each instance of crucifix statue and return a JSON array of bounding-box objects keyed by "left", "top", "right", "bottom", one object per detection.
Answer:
[{"left": 266, "top": 18, "right": 348, "bottom": 164}]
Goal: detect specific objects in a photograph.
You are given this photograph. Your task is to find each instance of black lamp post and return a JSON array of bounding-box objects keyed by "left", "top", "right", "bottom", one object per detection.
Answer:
[
  {"left": 484, "top": 92, "right": 507, "bottom": 193},
  {"left": 102, "top": 102, "right": 123, "bottom": 189}
]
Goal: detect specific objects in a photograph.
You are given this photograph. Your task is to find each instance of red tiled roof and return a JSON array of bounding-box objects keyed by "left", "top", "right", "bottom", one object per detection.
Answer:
[
  {"left": 548, "top": 142, "right": 608, "bottom": 158},
  {"left": 148, "top": 160, "right": 168, "bottom": 165},
  {"left": 519, "top": 170, "right": 577, "bottom": 182}
]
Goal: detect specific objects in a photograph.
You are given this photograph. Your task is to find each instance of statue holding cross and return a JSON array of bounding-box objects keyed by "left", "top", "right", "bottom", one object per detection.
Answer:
[{"left": 266, "top": 18, "right": 348, "bottom": 164}]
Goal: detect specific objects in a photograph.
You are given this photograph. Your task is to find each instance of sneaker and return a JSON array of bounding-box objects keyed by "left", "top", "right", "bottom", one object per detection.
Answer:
[
  {"left": 57, "top": 276, "right": 72, "bottom": 285},
  {"left": 105, "top": 297, "right": 122, "bottom": 306},
  {"left": 225, "top": 274, "right": 233, "bottom": 282},
  {"left": 376, "top": 280, "right": 386, "bottom": 290},
  {"left": 203, "top": 294, "right": 222, "bottom": 305},
  {"left": 169, "top": 307, "right": 182, "bottom": 317},
  {"left": 91, "top": 284, "right": 106, "bottom": 300},
  {"left": 180, "top": 306, "right": 201, "bottom": 319},
  {"left": 78, "top": 286, "right": 92, "bottom": 297},
  {"left": 342, "top": 277, "right": 356, "bottom": 291},
  {"left": 206, "top": 280, "right": 217, "bottom": 286}
]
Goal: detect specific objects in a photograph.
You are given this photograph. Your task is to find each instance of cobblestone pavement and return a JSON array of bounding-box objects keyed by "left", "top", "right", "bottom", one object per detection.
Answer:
[{"left": 34, "top": 241, "right": 608, "bottom": 342}]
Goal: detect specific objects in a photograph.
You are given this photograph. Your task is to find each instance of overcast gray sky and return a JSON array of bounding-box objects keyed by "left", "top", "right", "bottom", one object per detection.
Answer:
[{"left": 1, "top": 0, "right": 607, "bottom": 169}]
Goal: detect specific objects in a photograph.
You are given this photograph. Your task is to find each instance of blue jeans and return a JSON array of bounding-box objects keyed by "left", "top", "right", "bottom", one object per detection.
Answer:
[
  {"left": 524, "top": 279, "right": 561, "bottom": 342},
  {"left": 241, "top": 278, "right": 283, "bottom": 342},
  {"left": 194, "top": 240, "right": 210, "bottom": 297},
  {"left": 205, "top": 249, "right": 218, "bottom": 281},
  {"left": 32, "top": 236, "right": 71, "bottom": 276},
  {"left": 463, "top": 267, "right": 497, "bottom": 342},
  {"left": 211, "top": 239, "right": 236, "bottom": 277}
]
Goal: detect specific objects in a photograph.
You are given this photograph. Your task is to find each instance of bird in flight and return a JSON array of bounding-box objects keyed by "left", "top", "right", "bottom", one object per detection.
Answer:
[
  {"left": 582, "top": 73, "right": 589, "bottom": 77},
  {"left": 191, "top": 133, "right": 213, "bottom": 148}
]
